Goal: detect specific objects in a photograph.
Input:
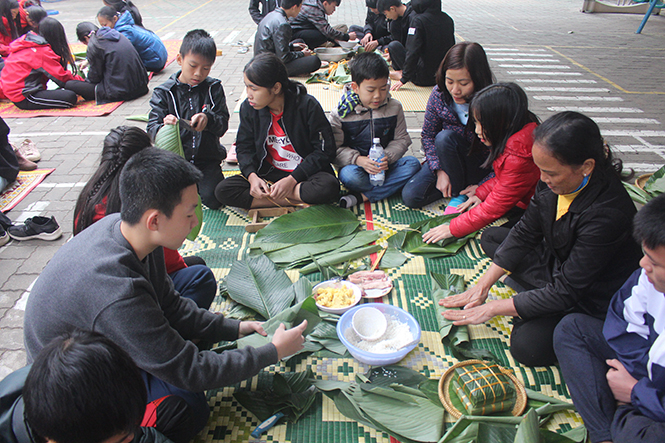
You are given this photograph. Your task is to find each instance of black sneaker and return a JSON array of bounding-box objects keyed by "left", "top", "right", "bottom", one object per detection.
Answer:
[
  {"left": 8, "top": 216, "right": 62, "bottom": 241},
  {"left": 0, "top": 225, "right": 8, "bottom": 246}
]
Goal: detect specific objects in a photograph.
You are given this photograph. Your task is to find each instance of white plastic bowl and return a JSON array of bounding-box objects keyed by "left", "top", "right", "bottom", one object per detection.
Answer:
[
  {"left": 338, "top": 40, "right": 358, "bottom": 50},
  {"left": 337, "top": 303, "right": 421, "bottom": 365},
  {"left": 313, "top": 280, "right": 362, "bottom": 314},
  {"left": 352, "top": 306, "right": 387, "bottom": 340}
]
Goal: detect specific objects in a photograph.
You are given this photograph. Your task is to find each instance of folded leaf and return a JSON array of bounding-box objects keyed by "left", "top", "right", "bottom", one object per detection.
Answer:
[
  {"left": 644, "top": 164, "right": 665, "bottom": 197},
  {"left": 299, "top": 244, "right": 382, "bottom": 274},
  {"left": 255, "top": 205, "right": 360, "bottom": 244},
  {"left": 379, "top": 247, "right": 408, "bottom": 269},
  {"left": 388, "top": 215, "right": 476, "bottom": 258},
  {"left": 226, "top": 255, "right": 295, "bottom": 319}
]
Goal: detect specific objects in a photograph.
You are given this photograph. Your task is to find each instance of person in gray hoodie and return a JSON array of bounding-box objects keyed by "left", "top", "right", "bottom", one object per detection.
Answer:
[{"left": 24, "top": 148, "right": 308, "bottom": 439}]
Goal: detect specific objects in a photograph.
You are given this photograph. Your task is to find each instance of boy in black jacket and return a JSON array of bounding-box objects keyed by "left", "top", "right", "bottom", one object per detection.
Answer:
[
  {"left": 360, "top": 0, "right": 391, "bottom": 52},
  {"left": 378, "top": 0, "right": 455, "bottom": 91},
  {"left": 148, "top": 29, "right": 229, "bottom": 209}
]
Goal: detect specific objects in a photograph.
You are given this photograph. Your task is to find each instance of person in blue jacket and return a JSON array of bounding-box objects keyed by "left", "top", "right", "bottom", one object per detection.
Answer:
[
  {"left": 554, "top": 194, "right": 665, "bottom": 443},
  {"left": 97, "top": 6, "right": 167, "bottom": 72}
]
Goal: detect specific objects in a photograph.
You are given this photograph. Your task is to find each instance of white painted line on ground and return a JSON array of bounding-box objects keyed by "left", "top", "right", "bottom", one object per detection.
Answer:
[
  {"left": 593, "top": 117, "right": 660, "bottom": 124},
  {"left": 38, "top": 182, "right": 87, "bottom": 189},
  {"left": 487, "top": 53, "right": 553, "bottom": 57},
  {"left": 518, "top": 79, "right": 597, "bottom": 84},
  {"left": 547, "top": 107, "right": 643, "bottom": 113},
  {"left": 499, "top": 64, "right": 571, "bottom": 69},
  {"left": 524, "top": 87, "right": 610, "bottom": 93},
  {"left": 10, "top": 131, "right": 109, "bottom": 137},
  {"left": 533, "top": 96, "right": 623, "bottom": 101},
  {"left": 161, "top": 32, "right": 175, "bottom": 40},
  {"left": 602, "top": 130, "right": 665, "bottom": 137},
  {"left": 613, "top": 144, "right": 665, "bottom": 153},
  {"left": 14, "top": 279, "right": 35, "bottom": 311},
  {"left": 14, "top": 201, "right": 50, "bottom": 223},
  {"left": 485, "top": 48, "right": 519, "bottom": 52},
  {"left": 248, "top": 31, "right": 256, "bottom": 44},
  {"left": 506, "top": 71, "right": 582, "bottom": 76},
  {"left": 222, "top": 30, "right": 241, "bottom": 44},
  {"left": 491, "top": 58, "right": 560, "bottom": 62},
  {"left": 623, "top": 163, "right": 664, "bottom": 172}
]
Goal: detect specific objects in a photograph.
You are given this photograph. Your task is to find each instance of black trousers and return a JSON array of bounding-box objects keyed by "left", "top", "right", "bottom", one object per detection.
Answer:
[
  {"left": 197, "top": 161, "right": 225, "bottom": 209},
  {"left": 65, "top": 80, "right": 96, "bottom": 101},
  {"left": 285, "top": 55, "right": 322, "bottom": 77},
  {"left": 214, "top": 167, "right": 340, "bottom": 209},
  {"left": 480, "top": 223, "right": 562, "bottom": 367},
  {"left": 15, "top": 89, "right": 77, "bottom": 110}
]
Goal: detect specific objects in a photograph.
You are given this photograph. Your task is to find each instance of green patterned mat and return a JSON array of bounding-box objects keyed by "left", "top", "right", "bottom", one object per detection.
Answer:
[{"left": 180, "top": 194, "right": 582, "bottom": 443}]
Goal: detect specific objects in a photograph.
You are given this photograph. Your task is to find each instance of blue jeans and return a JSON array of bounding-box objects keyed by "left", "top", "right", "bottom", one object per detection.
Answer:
[
  {"left": 402, "top": 130, "right": 488, "bottom": 208},
  {"left": 554, "top": 314, "right": 665, "bottom": 443},
  {"left": 339, "top": 156, "right": 420, "bottom": 202},
  {"left": 169, "top": 264, "right": 217, "bottom": 310}
]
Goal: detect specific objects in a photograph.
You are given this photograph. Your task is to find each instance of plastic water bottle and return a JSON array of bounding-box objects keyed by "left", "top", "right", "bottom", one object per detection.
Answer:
[{"left": 368, "top": 138, "right": 385, "bottom": 187}]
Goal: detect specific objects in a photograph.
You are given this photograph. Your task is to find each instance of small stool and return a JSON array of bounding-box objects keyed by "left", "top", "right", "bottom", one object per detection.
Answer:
[{"left": 245, "top": 207, "right": 296, "bottom": 233}]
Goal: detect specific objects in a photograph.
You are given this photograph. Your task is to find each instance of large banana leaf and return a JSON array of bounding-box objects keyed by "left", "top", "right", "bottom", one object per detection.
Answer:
[
  {"left": 154, "top": 121, "right": 203, "bottom": 240},
  {"left": 431, "top": 273, "right": 497, "bottom": 361},
  {"left": 236, "top": 296, "right": 321, "bottom": 351},
  {"left": 266, "top": 230, "right": 379, "bottom": 266},
  {"left": 388, "top": 215, "right": 477, "bottom": 258},
  {"left": 644, "top": 163, "right": 665, "bottom": 197},
  {"left": 226, "top": 255, "right": 296, "bottom": 319},
  {"left": 623, "top": 181, "right": 651, "bottom": 205},
  {"left": 254, "top": 205, "right": 360, "bottom": 244},
  {"left": 233, "top": 369, "right": 317, "bottom": 423}
]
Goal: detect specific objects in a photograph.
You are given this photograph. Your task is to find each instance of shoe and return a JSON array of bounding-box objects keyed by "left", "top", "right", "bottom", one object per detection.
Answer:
[
  {"left": 17, "top": 139, "right": 40, "bottom": 162},
  {"left": 226, "top": 143, "right": 238, "bottom": 164},
  {"left": 8, "top": 216, "right": 62, "bottom": 241},
  {"left": 12, "top": 145, "right": 37, "bottom": 171},
  {"left": 0, "top": 226, "right": 8, "bottom": 246},
  {"left": 339, "top": 192, "right": 362, "bottom": 209}
]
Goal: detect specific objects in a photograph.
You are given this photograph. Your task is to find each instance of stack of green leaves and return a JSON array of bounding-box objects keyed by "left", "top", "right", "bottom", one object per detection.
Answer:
[
  {"left": 388, "top": 215, "right": 477, "bottom": 258},
  {"left": 248, "top": 205, "right": 382, "bottom": 274},
  {"left": 452, "top": 362, "right": 516, "bottom": 416},
  {"left": 221, "top": 255, "right": 348, "bottom": 358},
  {"left": 233, "top": 369, "right": 317, "bottom": 424},
  {"left": 625, "top": 163, "right": 665, "bottom": 205},
  {"left": 313, "top": 366, "right": 445, "bottom": 443},
  {"left": 154, "top": 121, "right": 203, "bottom": 241},
  {"left": 431, "top": 273, "right": 496, "bottom": 361}
]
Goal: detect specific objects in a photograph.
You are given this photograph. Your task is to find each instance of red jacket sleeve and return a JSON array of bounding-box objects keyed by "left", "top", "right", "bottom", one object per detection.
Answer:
[
  {"left": 450, "top": 154, "right": 540, "bottom": 237},
  {"left": 41, "top": 47, "right": 83, "bottom": 84}
]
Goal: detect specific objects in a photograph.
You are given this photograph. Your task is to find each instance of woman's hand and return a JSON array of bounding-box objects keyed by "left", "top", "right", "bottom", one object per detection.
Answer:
[
  {"left": 460, "top": 184, "right": 478, "bottom": 198},
  {"left": 435, "top": 170, "right": 452, "bottom": 197},
  {"left": 443, "top": 303, "right": 495, "bottom": 325},
  {"left": 270, "top": 175, "right": 297, "bottom": 200},
  {"left": 456, "top": 195, "right": 481, "bottom": 212},
  {"left": 422, "top": 223, "right": 453, "bottom": 244},
  {"left": 440, "top": 283, "right": 489, "bottom": 309},
  {"left": 356, "top": 156, "right": 387, "bottom": 175},
  {"left": 238, "top": 321, "right": 267, "bottom": 338},
  {"left": 248, "top": 173, "right": 271, "bottom": 199}
]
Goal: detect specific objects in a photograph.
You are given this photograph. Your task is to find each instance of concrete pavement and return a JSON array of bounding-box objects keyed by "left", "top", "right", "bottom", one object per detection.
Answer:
[{"left": 1, "top": 0, "right": 663, "bottom": 378}]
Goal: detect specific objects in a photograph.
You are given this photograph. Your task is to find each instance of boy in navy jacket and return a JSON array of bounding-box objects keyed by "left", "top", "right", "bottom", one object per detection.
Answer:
[
  {"left": 148, "top": 29, "right": 229, "bottom": 209},
  {"left": 554, "top": 194, "right": 665, "bottom": 443}
]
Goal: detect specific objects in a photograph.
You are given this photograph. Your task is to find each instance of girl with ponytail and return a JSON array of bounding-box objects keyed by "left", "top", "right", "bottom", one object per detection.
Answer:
[{"left": 74, "top": 126, "right": 216, "bottom": 310}]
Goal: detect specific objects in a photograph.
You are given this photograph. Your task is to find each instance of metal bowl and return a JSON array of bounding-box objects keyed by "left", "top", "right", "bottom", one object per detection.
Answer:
[
  {"left": 338, "top": 40, "right": 359, "bottom": 50},
  {"left": 314, "top": 47, "right": 352, "bottom": 62}
]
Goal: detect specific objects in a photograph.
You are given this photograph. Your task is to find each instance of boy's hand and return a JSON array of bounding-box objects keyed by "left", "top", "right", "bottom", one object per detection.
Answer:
[
  {"left": 270, "top": 175, "right": 297, "bottom": 200},
  {"left": 238, "top": 321, "right": 267, "bottom": 338},
  {"left": 606, "top": 359, "right": 637, "bottom": 403},
  {"left": 190, "top": 113, "right": 208, "bottom": 132},
  {"left": 302, "top": 48, "right": 313, "bottom": 57},
  {"left": 364, "top": 40, "right": 379, "bottom": 52},
  {"left": 356, "top": 156, "right": 388, "bottom": 175},
  {"left": 293, "top": 42, "right": 308, "bottom": 51},
  {"left": 360, "top": 33, "right": 373, "bottom": 45},
  {"left": 348, "top": 31, "right": 357, "bottom": 40},
  {"left": 272, "top": 320, "right": 308, "bottom": 360},
  {"left": 164, "top": 115, "right": 178, "bottom": 125},
  {"left": 248, "top": 173, "right": 271, "bottom": 199}
]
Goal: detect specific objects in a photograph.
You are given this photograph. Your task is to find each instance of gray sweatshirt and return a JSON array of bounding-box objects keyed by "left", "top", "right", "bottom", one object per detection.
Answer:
[{"left": 24, "top": 214, "right": 278, "bottom": 392}]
